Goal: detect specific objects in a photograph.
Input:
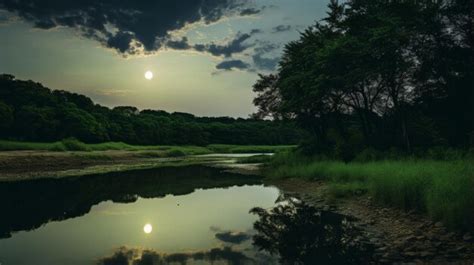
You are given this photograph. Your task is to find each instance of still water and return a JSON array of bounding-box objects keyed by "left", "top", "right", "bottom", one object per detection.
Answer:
[{"left": 0, "top": 166, "right": 373, "bottom": 265}]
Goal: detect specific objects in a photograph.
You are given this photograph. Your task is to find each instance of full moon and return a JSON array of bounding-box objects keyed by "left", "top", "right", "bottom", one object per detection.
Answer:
[
  {"left": 144, "top": 71, "right": 153, "bottom": 80},
  {"left": 143, "top": 223, "right": 153, "bottom": 234}
]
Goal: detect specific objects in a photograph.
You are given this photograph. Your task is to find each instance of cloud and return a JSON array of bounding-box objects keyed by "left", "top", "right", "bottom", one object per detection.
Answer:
[
  {"left": 215, "top": 60, "right": 250, "bottom": 71},
  {"left": 165, "top": 37, "right": 192, "bottom": 50},
  {"left": 97, "top": 246, "right": 255, "bottom": 265},
  {"left": 240, "top": 8, "right": 261, "bottom": 16},
  {"left": 252, "top": 43, "right": 280, "bottom": 71},
  {"left": 0, "top": 0, "right": 259, "bottom": 55},
  {"left": 215, "top": 231, "right": 251, "bottom": 244},
  {"left": 252, "top": 55, "right": 280, "bottom": 71},
  {"left": 272, "top": 24, "right": 292, "bottom": 33},
  {"left": 194, "top": 30, "right": 260, "bottom": 57}
]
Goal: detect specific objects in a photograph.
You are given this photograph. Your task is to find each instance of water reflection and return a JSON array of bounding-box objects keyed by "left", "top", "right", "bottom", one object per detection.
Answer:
[
  {"left": 97, "top": 246, "right": 257, "bottom": 265},
  {"left": 144, "top": 224, "right": 153, "bottom": 234},
  {"left": 0, "top": 166, "right": 374, "bottom": 265},
  {"left": 250, "top": 198, "right": 374, "bottom": 265},
  {"left": 0, "top": 166, "right": 261, "bottom": 238},
  {"left": 95, "top": 198, "right": 374, "bottom": 265}
]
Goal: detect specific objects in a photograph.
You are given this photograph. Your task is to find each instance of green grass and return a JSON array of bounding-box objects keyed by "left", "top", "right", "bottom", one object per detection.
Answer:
[
  {"left": 207, "top": 144, "right": 295, "bottom": 154},
  {"left": 0, "top": 140, "right": 294, "bottom": 155},
  {"left": 0, "top": 139, "right": 212, "bottom": 154},
  {"left": 266, "top": 151, "right": 474, "bottom": 231}
]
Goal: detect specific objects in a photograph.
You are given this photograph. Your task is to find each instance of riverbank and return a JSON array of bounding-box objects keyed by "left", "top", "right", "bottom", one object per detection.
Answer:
[
  {"left": 264, "top": 152, "right": 474, "bottom": 232},
  {"left": 0, "top": 143, "right": 289, "bottom": 181},
  {"left": 270, "top": 178, "right": 474, "bottom": 264},
  {"left": 259, "top": 150, "right": 474, "bottom": 264}
]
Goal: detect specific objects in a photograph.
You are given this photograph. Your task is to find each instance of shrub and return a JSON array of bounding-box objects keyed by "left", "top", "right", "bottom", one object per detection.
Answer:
[
  {"left": 353, "top": 148, "right": 381, "bottom": 162},
  {"left": 426, "top": 146, "right": 465, "bottom": 160},
  {"left": 61, "top": 138, "right": 90, "bottom": 151}
]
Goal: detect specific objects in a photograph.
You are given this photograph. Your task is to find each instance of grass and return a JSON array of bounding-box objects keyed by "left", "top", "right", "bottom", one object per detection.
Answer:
[
  {"left": 236, "top": 154, "right": 273, "bottom": 164},
  {"left": 207, "top": 144, "right": 295, "bottom": 154},
  {"left": 0, "top": 139, "right": 211, "bottom": 154},
  {"left": 265, "top": 151, "right": 474, "bottom": 231},
  {"left": 0, "top": 140, "right": 295, "bottom": 155}
]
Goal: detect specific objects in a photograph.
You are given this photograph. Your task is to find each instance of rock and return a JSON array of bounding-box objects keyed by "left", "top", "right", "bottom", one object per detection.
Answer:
[
  {"left": 445, "top": 232, "right": 456, "bottom": 238},
  {"left": 419, "top": 251, "right": 434, "bottom": 258},
  {"left": 433, "top": 241, "right": 443, "bottom": 248},
  {"left": 455, "top": 246, "right": 466, "bottom": 252},
  {"left": 404, "top": 251, "right": 418, "bottom": 257},
  {"left": 376, "top": 246, "right": 388, "bottom": 252},
  {"left": 462, "top": 233, "right": 472, "bottom": 242},
  {"left": 404, "top": 235, "right": 416, "bottom": 242},
  {"left": 415, "top": 235, "right": 426, "bottom": 240},
  {"left": 434, "top": 221, "right": 443, "bottom": 228}
]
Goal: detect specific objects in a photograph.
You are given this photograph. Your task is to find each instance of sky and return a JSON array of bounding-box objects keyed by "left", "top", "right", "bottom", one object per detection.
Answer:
[{"left": 0, "top": 0, "right": 329, "bottom": 117}]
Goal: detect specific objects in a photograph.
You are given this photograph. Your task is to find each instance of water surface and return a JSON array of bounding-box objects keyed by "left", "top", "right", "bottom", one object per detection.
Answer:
[{"left": 0, "top": 165, "right": 373, "bottom": 265}]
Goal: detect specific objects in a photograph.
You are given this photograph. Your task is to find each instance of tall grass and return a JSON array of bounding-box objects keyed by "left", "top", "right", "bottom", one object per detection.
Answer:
[
  {"left": 0, "top": 140, "right": 293, "bottom": 154},
  {"left": 266, "top": 151, "right": 474, "bottom": 231}
]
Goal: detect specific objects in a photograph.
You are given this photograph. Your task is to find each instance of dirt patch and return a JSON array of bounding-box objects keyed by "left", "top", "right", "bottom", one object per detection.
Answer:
[
  {"left": 0, "top": 150, "right": 180, "bottom": 181},
  {"left": 268, "top": 178, "right": 474, "bottom": 265}
]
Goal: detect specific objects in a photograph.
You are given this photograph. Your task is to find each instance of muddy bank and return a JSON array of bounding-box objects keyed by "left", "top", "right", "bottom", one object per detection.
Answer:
[
  {"left": 0, "top": 150, "right": 226, "bottom": 181},
  {"left": 0, "top": 150, "right": 265, "bottom": 181},
  {"left": 270, "top": 178, "right": 474, "bottom": 265}
]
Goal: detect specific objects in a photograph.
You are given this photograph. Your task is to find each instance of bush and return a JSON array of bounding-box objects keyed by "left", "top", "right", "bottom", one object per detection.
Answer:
[
  {"left": 426, "top": 146, "right": 465, "bottom": 160},
  {"left": 353, "top": 148, "right": 382, "bottom": 162},
  {"left": 60, "top": 138, "right": 90, "bottom": 151},
  {"left": 48, "top": 143, "right": 67, "bottom": 151}
]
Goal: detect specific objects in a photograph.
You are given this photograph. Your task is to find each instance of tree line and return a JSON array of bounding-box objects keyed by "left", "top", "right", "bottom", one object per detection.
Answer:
[
  {"left": 253, "top": 0, "right": 473, "bottom": 157},
  {"left": 0, "top": 74, "right": 304, "bottom": 145}
]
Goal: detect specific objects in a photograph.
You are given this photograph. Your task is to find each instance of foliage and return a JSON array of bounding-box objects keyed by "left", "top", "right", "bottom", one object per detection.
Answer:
[
  {"left": 60, "top": 138, "right": 90, "bottom": 151},
  {"left": 253, "top": 0, "right": 474, "bottom": 156},
  {"left": 250, "top": 199, "right": 374, "bottom": 264},
  {"left": 0, "top": 74, "right": 306, "bottom": 146}
]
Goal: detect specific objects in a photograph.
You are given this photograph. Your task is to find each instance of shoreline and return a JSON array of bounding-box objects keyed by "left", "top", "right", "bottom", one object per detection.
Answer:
[
  {"left": 2, "top": 152, "right": 473, "bottom": 264},
  {"left": 269, "top": 178, "right": 474, "bottom": 264}
]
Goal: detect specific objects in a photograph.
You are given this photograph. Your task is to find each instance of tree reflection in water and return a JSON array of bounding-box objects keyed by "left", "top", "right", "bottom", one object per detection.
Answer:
[{"left": 250, "top": 199, "right": 374, "bottom": 265}]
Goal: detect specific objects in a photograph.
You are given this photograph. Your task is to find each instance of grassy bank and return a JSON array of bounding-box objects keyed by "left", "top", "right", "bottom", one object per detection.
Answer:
[
  {"left": 265, "top": 152, "right": 474, "bottom": 231},
  {"left": 0, "top": 139, "right": 294, "bottom": 154},
  {"left": 207, "top": 144, "right": 295, "bottom": 154}
]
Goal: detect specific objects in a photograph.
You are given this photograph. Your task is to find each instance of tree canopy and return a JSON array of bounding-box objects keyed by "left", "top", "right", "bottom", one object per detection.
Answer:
[
  {"left": 253, "top": 0, "right": 474, "bottom": 156},
  {"left": 0, "top": 74, "right": 305, "bottom": 145}
]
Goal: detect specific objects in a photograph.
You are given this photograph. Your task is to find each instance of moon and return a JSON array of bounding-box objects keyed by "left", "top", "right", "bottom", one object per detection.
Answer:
[
  {"left": 144, "top": 71, "right": 153, "bottom": 80},
  {"left": 143, "top": 223, "right": 153, "bottom": 234}
]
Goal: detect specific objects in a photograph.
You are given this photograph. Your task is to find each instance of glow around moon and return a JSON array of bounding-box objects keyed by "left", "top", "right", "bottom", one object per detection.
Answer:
[
  {"left": 143, "top": 223, "right": 153, "bottom": 234},
  {"left": 145, "top": 71, "right": 153, "bottom": 80}
]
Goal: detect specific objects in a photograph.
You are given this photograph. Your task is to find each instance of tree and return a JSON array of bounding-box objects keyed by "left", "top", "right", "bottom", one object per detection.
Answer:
[{"left": 0, "top": 101, "right": 13, "bottom": 137}]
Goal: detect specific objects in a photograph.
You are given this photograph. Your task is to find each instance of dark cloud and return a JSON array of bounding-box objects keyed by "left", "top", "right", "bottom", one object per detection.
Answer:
[
  {"left": 215, "top": 59, "right": 250, "bottom": 71},
  {"left": 240, "top": 8, "right": 261, "bottom": 16},
  {"left": 0, "top": 0, "right": 259, "bottom": 55},
  {"left": 97, "top": 246, "right": 255, "bottom": 265},
  {"left": 165, "top": 37, "right": 192, "bottom": 50},
  {"left": 252, "top": 55, "right": 280, "bottom": 71},
  {"left": 215, "top": 231, "right": 251, "bottom": 244},
  {"left": 106, "top": 31, "right": 135, "bottom": 54},
  {"left": 252, "top": 42, "right": 280, "bottom": 71},
  {"left": 272, "top": 24, "right": 292, "bottom": 33},
  {"left": 195, "top": 30, "right": 260, "bottom": 57},
  {"left": 0, "top": 10, "right": 13, "bottom": 24}
]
